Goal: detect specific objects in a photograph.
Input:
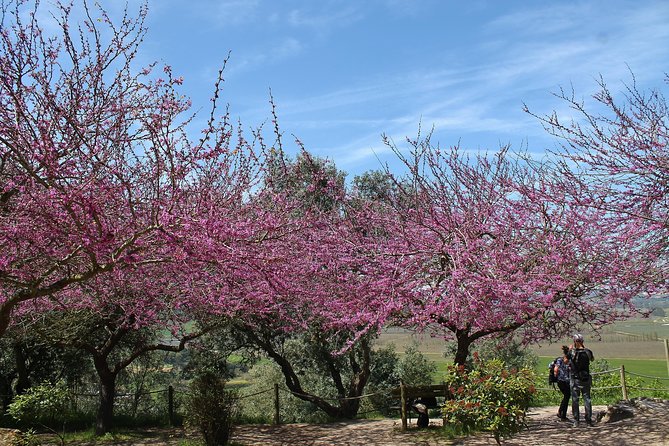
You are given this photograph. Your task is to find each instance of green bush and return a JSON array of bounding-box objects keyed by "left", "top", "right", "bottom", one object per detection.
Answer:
[
  {"left": 441, "top": 357, "right": 536, "bottom": 445},
  {"left": 363, "top": 342, "right": 437, "bottom": 417},
  {"left": 396, "top": 343, "right": 437, "bottom": 386},
  {"left": 8, "top": 381, "right": 74, "bottom": 429},
  {"left": 183, "top": 373, "right": 238, "bottom": 446},
  {"left": 10, "top": 429, "right": 41, "bottom": 446}
]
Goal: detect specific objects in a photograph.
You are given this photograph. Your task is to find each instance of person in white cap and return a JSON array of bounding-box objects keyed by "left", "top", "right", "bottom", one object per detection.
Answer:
[{"left": 569, "top": 333, "right": 595, "bottom": 427}]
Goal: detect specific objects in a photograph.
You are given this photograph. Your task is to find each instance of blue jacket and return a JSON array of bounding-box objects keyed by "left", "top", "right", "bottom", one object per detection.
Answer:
[{"left": 555, "top": 357, "right": 570, "bottom": 382}]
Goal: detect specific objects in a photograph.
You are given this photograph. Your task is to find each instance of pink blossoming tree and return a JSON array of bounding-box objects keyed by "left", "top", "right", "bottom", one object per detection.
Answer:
[
  {"left": 383, "top": 132, "right": 661, "bottom": 365},
  {"left": 526, "top": 74, "right": 668, "bottom": 279},
  {"left": 222, "top": 152, "right": 406, "bottom": 419},
  {"left": 0, "top": 0, "right": 261, "bottom": 338}
]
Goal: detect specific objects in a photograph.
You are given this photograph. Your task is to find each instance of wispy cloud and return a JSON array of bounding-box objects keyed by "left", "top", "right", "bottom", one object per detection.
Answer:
[
  {"left": 286, "top": 6, "right": 363, "bottom": 30},
  {"left": 224, "top": 37, "right": 305, "bottom": 78},
  {"left": 206, "top": 0, "right": 261, "bottom": 26},
  {"left": 148, "top": 0, "right": 669, "bottom": 175},
  {"left": 289, "top": 1, "right": 669, "bottom": 170}
]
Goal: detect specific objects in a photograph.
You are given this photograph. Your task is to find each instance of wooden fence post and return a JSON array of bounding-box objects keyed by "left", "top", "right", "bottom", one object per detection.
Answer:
[
  {"left": 664, "top": 339, "right": 669, "bottom": 374},
  {"left": 273, "top": 383, "right": 280, "bottom": 425},
  {"left": 168, "top": 385, "right": 174, "bottom": 426},
  {"left": 620, "top": 365, "right": 628, "bottom": 401},
  {"left": 400, "top": 382, "right": 407, "bottom": 431}
]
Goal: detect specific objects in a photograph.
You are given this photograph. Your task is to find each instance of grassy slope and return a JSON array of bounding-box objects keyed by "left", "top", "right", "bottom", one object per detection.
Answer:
[{"left": 378, "top": 312, "right": 669, "bottom": 384}]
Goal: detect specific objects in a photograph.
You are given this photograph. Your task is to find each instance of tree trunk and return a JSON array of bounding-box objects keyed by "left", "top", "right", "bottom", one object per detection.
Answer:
[
  {"left": 454, "top": 329, "right": 472, "bottom": 366},
  {"left": 0, "top": 372, "right": 14, "bottom": 412},
  {"left": 337, "top": 390, "right": 363, "bottom": 419},
  {"left": 254, "top": 333, "right": 370, "bottom": 419},
  {"left": 0, "top": 300, "right": 16, "bottom": 339},
  {"left": 13, "top": 342, "right": 30, "bottom": 394},
  {"left": 95, "top": 369, "right": 117, "bottom": 436}
]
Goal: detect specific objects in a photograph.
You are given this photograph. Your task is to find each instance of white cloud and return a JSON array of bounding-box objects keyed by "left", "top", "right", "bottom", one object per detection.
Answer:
[
  {"left": 286, "top": 6, "right": 362, "bottom": 29},
  {"left": 211, "top": 0, "right": 261, "bottom": 26},
  {"left": 224, "top": 37, "right": 304, "bottom": 77},
  {"left": 159, "top": 0, "right": 669, "bottom": 174}
]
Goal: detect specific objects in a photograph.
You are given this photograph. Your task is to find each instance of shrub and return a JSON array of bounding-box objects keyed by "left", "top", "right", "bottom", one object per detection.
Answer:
[
  {"left": 8, "top": 381, "right": 73, "bottom": 429},
  {"left": 183, "top": 373, "right": 238, "bottom": 446},
  {"left": 363, "top": 342, "right": 437, "bottom": 417},
  {"left": 10, "top": 429, "right": 41, "bottom": 446},
  {"left": 441, "top": 356, "right": 536, "bottom": 445},
  {"left": 396, "top": 342, "right": 437, "bottom": 387}
]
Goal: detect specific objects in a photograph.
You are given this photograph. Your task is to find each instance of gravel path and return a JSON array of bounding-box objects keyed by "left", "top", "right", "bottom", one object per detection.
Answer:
[{"left": 230, "top": 405, "right": 669, "bottom": 446}]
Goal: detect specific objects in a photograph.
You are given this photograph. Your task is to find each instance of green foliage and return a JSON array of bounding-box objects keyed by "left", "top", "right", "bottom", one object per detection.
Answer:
[
  {"left": 351, "top": 170, "right": 397, "bottom": 202},
  {"left": 8, "top": 381, "right": 73, "bottom": 428},
  {"left": 364, "top": 342, "right": 437, "bottom": 416},
  {"left": 236, "top": 327, "right": 373, "bottom": 422},
  {"left": 178, "top": 440, "right": 205, "bottom": 446},
  {"left": 183, "top": 373, "right": 238, "bottom": 446},
  {"left": 115, "top": 351, "right": 175, "bottom": 420},
  {"left": 239, "top": 361, "right": 330, "bottom": 424},
  {"left": 181, "top": 329, "right": 245, "bottom": 382},
  {"left": 238, "top": 341, "right": 439, "bottom": 422},
  {"left": 362, "top": 345, "right": 401, "bottom": 417},
  {"left": 440, "top": 358, "right": 536, "bottom": 444},
  {"left": 396, "top": 343, "right": 437, "bottom": 386},
  {"left": 265, "top": 150, "right": 346, "bottom": 212},
  {"left": 444, "top": 337, "right": 538, "bottom": 371},
  {"left": 0, "top": 324, "right": 94, "bottom": 411},
  {"left": 10, "top": 429, "right": 41, "bottom": 446}
]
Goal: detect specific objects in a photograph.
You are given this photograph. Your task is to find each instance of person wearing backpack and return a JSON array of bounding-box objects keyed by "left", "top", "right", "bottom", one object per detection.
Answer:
[
  {"left": 553, "top": 345, "right": 572, "bottom": 421},
  {"left": 569, "top": 333, "right": 595, "bottom": 427}
]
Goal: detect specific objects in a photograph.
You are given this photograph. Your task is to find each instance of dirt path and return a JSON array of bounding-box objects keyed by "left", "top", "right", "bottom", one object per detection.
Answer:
[
  {"left": 24, "top": 403, "right": 669, "bottom": 445},
  {"left": 230, "top": 405, "right": 669, "bottom": 446}
]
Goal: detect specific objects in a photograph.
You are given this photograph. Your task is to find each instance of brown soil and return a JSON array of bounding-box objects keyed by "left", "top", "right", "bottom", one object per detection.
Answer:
[
  {"left": 24, "top": 404, "right": 669, "bottom": 445},
  {"left": 229, "top": 405, "right": 669, "bottom": 446}
]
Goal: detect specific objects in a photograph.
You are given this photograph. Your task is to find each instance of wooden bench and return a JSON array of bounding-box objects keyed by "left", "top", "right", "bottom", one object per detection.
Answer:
[{"left": 390, "top": 384, "right": 450, "bottom": 430}]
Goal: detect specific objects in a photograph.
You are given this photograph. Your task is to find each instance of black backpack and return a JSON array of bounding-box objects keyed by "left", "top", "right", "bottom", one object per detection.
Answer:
[
  {"left": 572, "top": 349, "right": 591, "bottom": 381},
  {"left": 548, "top": 357, "right": 560, "bottom": 386}
]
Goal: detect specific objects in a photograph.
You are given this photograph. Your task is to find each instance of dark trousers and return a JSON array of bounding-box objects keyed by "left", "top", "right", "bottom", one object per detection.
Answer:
[
  {"left": 557, "top": 380, "right": 570, "bottom": 418},
  {"left": 571, "top": 378, "right": 593, "bottom": 422}
]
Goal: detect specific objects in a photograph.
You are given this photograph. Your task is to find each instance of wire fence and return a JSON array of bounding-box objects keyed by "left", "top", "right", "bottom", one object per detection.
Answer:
[
  {"left": 534, "top": 365, "right": 669, "bottom": 405},
  {"left": 3, "top": 364, "right": 668, "bottom": 427}
]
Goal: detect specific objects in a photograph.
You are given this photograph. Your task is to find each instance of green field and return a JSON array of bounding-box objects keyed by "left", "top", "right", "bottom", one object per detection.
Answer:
[{"left": 378, "top": 311, "right": 669, "bottom": 384}]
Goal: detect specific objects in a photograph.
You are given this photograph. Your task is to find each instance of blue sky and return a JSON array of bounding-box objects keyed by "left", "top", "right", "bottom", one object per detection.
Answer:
[{"left": 122, "top": 1, "right": 669, "bottom": 177}]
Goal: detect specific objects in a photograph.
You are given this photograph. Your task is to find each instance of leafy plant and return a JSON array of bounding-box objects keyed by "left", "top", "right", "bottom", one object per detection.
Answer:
[
  {"left": 440, "top": 356, "right": 536, "bottom": 445},
  {"left": 396, "top": 342, "right": 437, "bottom": 386},
  {"left": 10, "top": 429, "right": 41, "bottom": 446},
  {"left": 8, "top": 381, "right": 72, "bottom": 427},
  {"left": 363, "top": 342, "right": 437, "bottom": 417},
  {"left": 183, "top": 373, "right": 238, "bottom": 446}
]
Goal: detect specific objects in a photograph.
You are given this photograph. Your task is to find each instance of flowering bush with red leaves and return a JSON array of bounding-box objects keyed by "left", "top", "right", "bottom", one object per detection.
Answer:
[{"left": 441, "top": 355, "right": 536, "bottom": 444}]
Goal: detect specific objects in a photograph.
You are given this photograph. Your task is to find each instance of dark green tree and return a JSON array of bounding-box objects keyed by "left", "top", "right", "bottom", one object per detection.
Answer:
[
  {"left": 0, "top": 324, "right": 92, "bottom": 413},
  {"left": 34, "top": 304, "right": 210, "bottom": 435},
  {"left": 233, "top": 322, "right": 374, "bottom": 419}
]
